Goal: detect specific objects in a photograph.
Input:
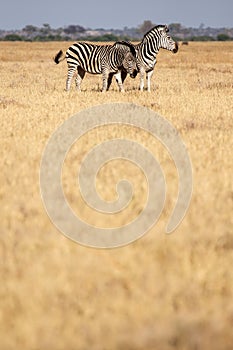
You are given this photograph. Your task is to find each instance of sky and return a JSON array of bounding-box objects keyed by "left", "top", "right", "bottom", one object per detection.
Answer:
[{"left": 0, "top": 0, "right": 232, "bottom": 30}]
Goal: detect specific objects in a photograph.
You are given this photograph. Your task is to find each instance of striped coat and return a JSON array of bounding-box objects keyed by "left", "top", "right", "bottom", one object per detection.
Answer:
[
  {"left": 54, "top": 41, "right": 138, "bottom": 92},
  {"left": 109, "top": 25, "right": 178, "bottom": 92}
]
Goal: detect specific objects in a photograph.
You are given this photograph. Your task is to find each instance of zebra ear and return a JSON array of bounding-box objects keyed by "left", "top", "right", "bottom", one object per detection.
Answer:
[{"left": 157, "top": 25, "right": 169, "bottom": 32}]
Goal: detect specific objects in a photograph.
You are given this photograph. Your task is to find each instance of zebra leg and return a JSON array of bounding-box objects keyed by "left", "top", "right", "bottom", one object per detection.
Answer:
[
  {"left": 107, "top": 73, "right": 114, "bottom": 91},
  {"left": 66, "top": 64, "right": 77, "bottom": 91},
  {"left": 121, "top": 70, "right": 128, "bottom": 84},
  {"left": 139, "top": 69, "right": 145, "bottom": 91},
  {"left": 114, "top": 71, "right": 125, "bottom": 92},
  {"left": 102, "top": 70, "right": 109, "bottom": 92},
  {"left": 75, "top": 67, "right": 86, "bottom": 92},
  {"left": 146, "top": 70, "right": 154, "bottom": 92}
]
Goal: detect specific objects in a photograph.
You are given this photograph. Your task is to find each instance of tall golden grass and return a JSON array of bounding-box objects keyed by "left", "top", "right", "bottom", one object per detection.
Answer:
[{"left": 0, "top": 41, "right": 233, "bottom": 350}]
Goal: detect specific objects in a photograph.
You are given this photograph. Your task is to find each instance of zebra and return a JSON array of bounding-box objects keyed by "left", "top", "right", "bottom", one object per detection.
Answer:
[
  {"left": 54, "top": 41, "right": 138, "bottom": 92},
  {"left": 110, "top": 25, "right": 178, "bottom": 92}
]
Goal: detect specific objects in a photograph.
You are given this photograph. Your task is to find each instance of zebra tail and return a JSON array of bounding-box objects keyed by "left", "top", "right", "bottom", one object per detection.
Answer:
[{"left": 54, "top": 50, "right": 65, "bottom": 64}]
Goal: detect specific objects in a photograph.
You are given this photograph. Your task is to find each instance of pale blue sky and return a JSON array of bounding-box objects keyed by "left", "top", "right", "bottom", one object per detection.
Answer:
[{"left": 1, "top": 0, "right": 232, "bottom": 30}]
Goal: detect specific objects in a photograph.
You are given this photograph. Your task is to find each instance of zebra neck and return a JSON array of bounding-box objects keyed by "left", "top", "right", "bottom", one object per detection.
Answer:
[
  {"left": 141, "top": 37, "right": 160, "bottom": 54},
  {"left": 138, "top": 39, "right": 159, "bottom": 66}
]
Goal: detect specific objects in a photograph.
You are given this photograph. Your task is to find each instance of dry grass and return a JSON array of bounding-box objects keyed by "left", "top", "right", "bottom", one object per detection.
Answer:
[{"left": 1, "top": 41, "right": 233, "bottom": 350}]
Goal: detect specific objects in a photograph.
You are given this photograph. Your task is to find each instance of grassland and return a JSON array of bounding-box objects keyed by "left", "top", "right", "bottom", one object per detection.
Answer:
[{"left": 0, "top": 41, "right": 233, "bottom": 350}]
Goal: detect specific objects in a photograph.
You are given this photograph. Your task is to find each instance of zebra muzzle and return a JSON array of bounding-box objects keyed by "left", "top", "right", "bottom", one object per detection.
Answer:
[
  {"left": 173, "top": 42, "right": 179, "bottom": 53},
  {"left": 130, "top": 69, "right": 138, "bottom": 78}
]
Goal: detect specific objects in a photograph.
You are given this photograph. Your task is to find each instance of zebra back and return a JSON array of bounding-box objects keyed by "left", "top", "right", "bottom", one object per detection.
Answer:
[
  {"left": 65, "top": 41, "right": 137, "bottom": 75},
  {"left": 66, "top": 42, "right": 108, "bottom": 74}
]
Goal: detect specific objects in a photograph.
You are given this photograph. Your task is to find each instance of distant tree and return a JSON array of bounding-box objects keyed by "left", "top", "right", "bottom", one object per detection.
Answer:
[
  {"left": 64, "top": 25, "right": 86, "bottom": 34},
  {"left": 138, "top": 20, "right": 155, "bottom": 35},
  {"left": 217, "top": 33, "right": 231, "bottom": 41},
  {"left": 169, "top": 23, "right": 182, "bottom": 33},
  {"left": 199, "top": 23, "right": 205, "bottom": 30},
  {"left": 40, "top": 23, "right": 51, "bottom": 35},
  {"left": 23, "top": 25, "right": 37, "bottom": 33},
  {"left": 43, "top": 23, "right": 51, "bottom": 29}
]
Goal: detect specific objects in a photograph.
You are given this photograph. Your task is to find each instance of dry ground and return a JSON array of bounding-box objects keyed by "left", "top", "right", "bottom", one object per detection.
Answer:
[{"left": 0, "top": 41, "right": 233, "bottom": 350}]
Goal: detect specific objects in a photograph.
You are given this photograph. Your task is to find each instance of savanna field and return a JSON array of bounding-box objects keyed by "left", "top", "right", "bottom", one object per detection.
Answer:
[{"left": 0, "top": 41, "right": 233, "bottom": 349}]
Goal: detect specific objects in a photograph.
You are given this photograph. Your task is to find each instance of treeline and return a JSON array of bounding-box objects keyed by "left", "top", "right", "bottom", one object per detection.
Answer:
[
  {"left": 1, "top": 33, "right": 131, "bottom": 42},
  {"left": 1, "top": 22, "right": 233, "bottom": 42},
  {"left": 174, "top": 34, "right": 233, "bottom": 42},
  {"left": 2, "top": 33, "right": 232, "bottom": 42}
]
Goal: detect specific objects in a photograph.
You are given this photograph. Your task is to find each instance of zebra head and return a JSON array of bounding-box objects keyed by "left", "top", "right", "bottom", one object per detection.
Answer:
[
  {"left": 123, "top": 52, "right": 138, "bottom": 78},
  {"left": 143, "top": 25, "right": 178, "bottom": 54},
  {"left": 157, "top": 25, "right": 178, "bottom": 53},
  {"left": 115, "top": 41, "right": 138, "bottom": 78}
]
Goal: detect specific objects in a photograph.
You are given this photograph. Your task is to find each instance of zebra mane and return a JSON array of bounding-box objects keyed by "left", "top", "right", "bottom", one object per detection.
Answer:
[
  {"left": 114, "top": 41, "right": 136, "bottom": 57},
  {"left": 143, "top": 25, "right": 169, "bottom": 40}
]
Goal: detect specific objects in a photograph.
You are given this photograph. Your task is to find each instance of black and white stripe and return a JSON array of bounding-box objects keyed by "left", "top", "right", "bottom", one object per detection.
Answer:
[
  {"left": 54, "top": 41, "right": 137, "bottom": 92},
  {"left": 114, "top": 25, "right": 178, "bottom": 92}
]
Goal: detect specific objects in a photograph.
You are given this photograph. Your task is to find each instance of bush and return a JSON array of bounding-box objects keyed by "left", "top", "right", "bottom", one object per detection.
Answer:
[
  {"left": 90, "top": 34, "right": 120, "bottom": 42},
  {"left": 189, "top": 36, "right": 215, "bottom": 42},
  {"left": 217, "top": 34, "right": 231, "bottom": 41},
  {"left": 3, "top": 34, "right": 23, "bottom": 41},
  {"left": 33, "top": 34, "right": 70, "bottom": 41}
]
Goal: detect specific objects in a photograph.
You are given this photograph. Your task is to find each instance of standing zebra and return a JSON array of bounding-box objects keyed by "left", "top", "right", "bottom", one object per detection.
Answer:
[
  {"left": 110, "top": 25, "right": 178, "bottom": 92},
  {"left": 54, "top": 41, "right": 138, "bottom": 92}
]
